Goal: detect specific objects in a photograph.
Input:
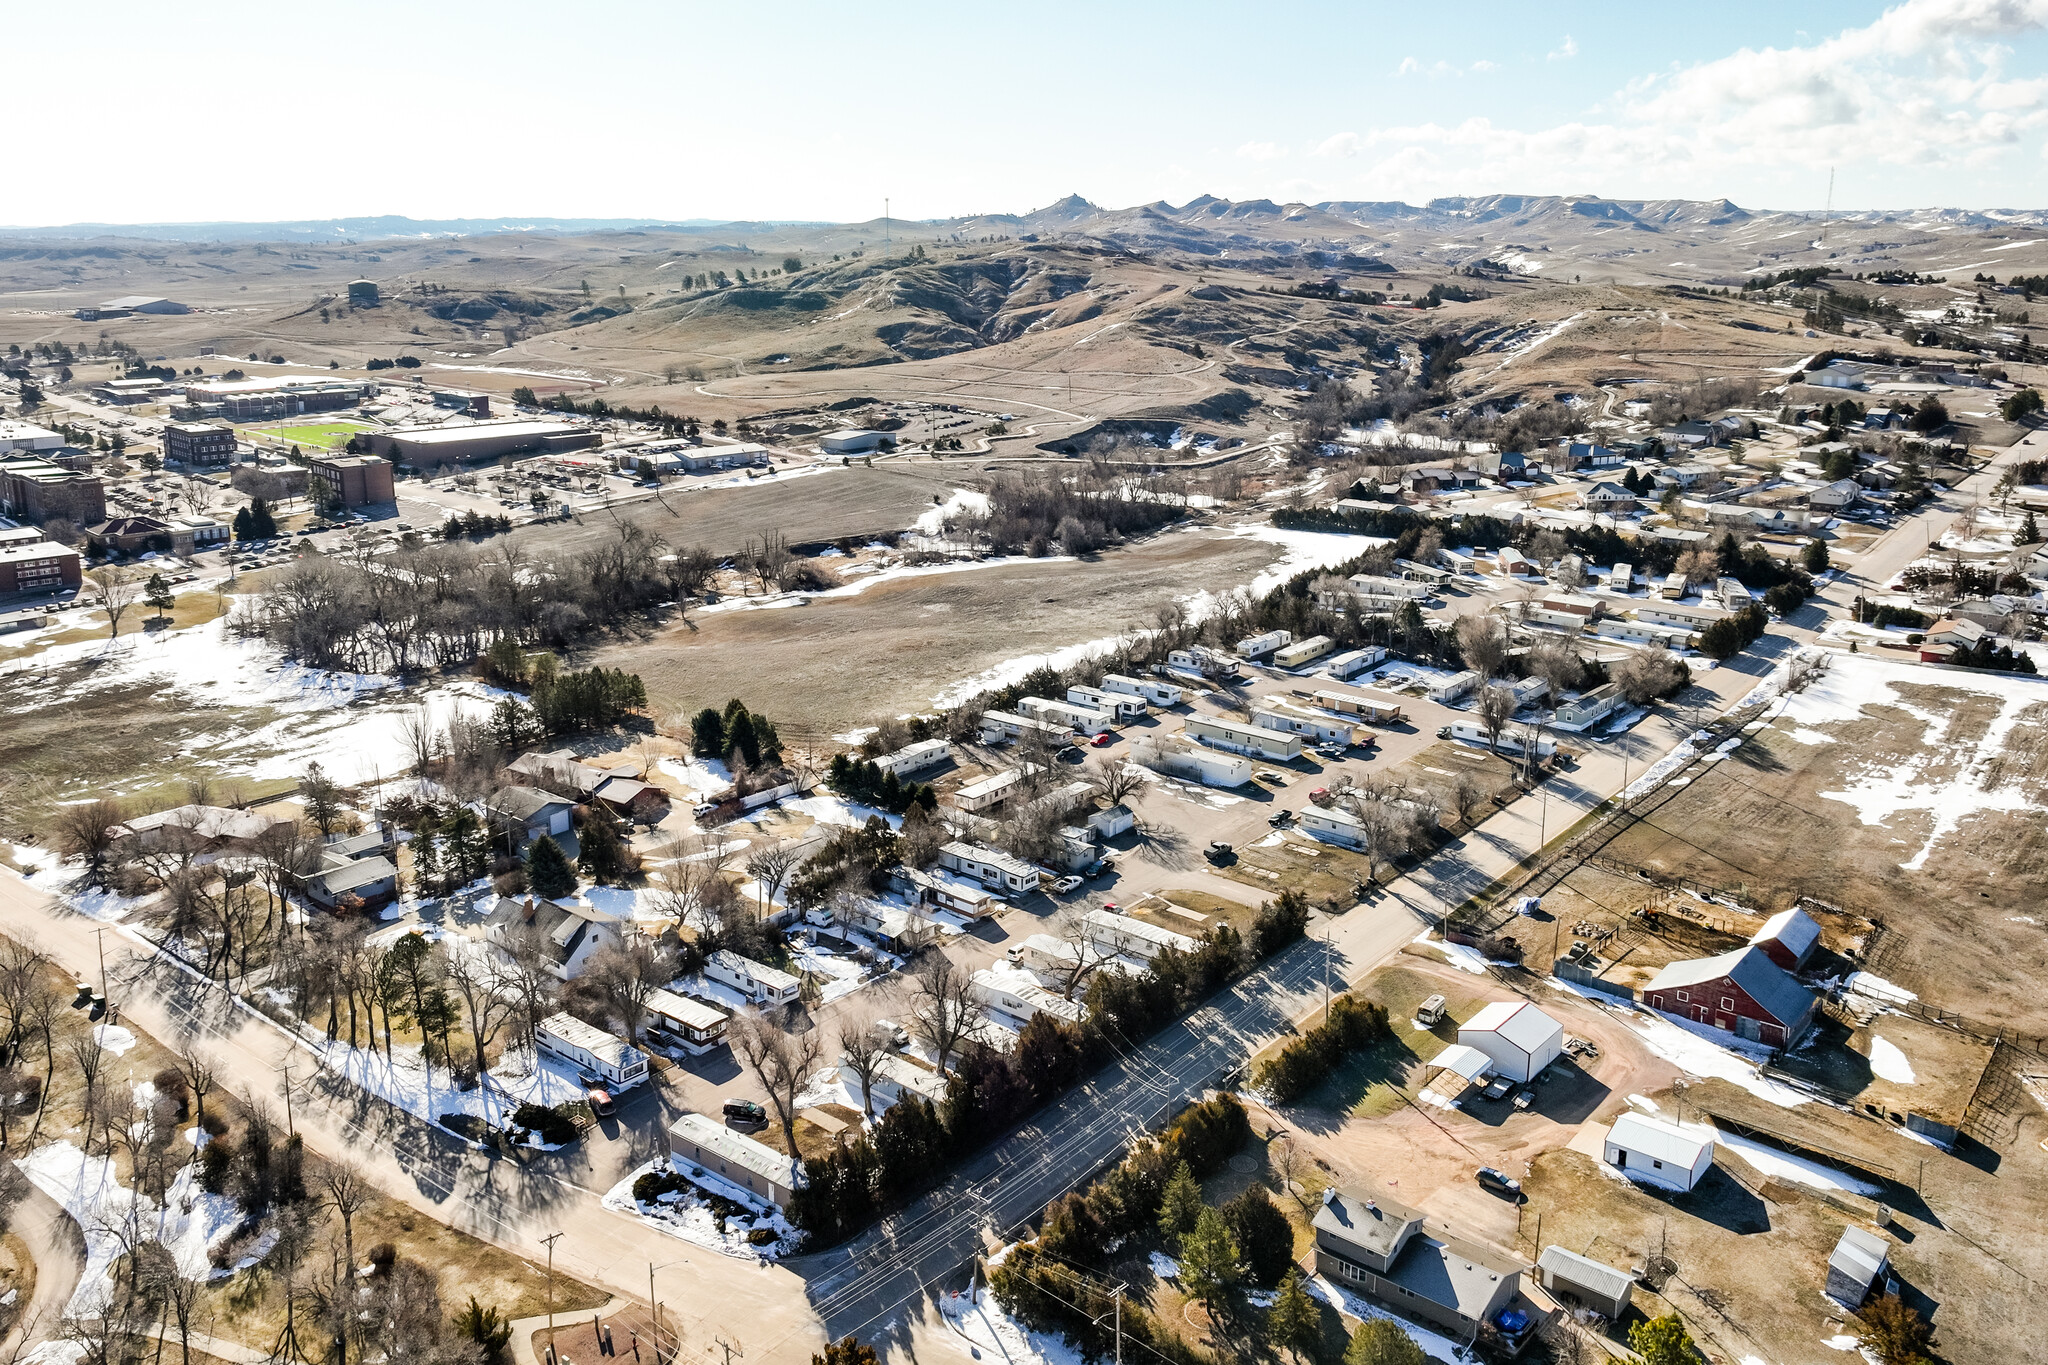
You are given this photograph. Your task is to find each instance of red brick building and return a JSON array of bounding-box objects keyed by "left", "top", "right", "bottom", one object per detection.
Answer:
[
  {"left": 164, "top": 422, "right": 238, "bottom": 468},
  {"left": 0, "top": 457, "right": 106, "bottom": 526},
  {"left": 1643, "top": 946, "right": 1816, "bottom": 1048},
  {"left": 0, "top": 538, "right": 83, "bottom": 594},
  {"left": 306, "top": 454, "right": 396, "bottom": 508}
]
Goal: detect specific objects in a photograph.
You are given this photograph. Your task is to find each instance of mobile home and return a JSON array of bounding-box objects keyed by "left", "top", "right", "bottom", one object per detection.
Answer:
[
  {"left": 1132, "top": 737, "right": 1252, "bottom": 788},
  {"left": 1310, "top": 688, "right": 1403, "bottom": 724},
  {"left": 1103, "top": 673, "right": 1181, "bottom": 707},
  {"left": 1606, "top": 563, "right": 1634, "bottom": 593},
  {"left": 1016, "top": 696, "right": 1116, "bottom": 736},
  {"left": 1083, "top": 909, "right": 1199, "bottom": 959},
  {"left": 704, "top": 950, "right": 802, "bottom": 1007},
  {"left": 644, "top": 987, "right": 730, "bottom": 1056},
  {"left": 535, "top": 1012, "right": 649, "bottom": 1088},
  {"left": 1252, "top": 703, "right": 1356, "bottom": 747},
  {"left": 1235, "top": 629, "right": 1292, "bottom": 660},
  {"left": 1427, "top": 670, "right": 1479, "bottom": 703},
  {"left": 1436, "top": 721, "right": 1556, "bottom": 758},
  {"left": 1185, "top": 714, "right": 1303, "bottom": 761},
  {"left": 1323, "top": 647, "right": 1390, "bottom": 681},
  {"left": 980, "top": 710, "right": 1078, "bottom": 746},
  {"left": 938, "top": 841, "right": 1043, "bottom": 894},
  {"left": 1298, "top": 803, "right": 1366, "bottom": 850},
  {"left": 1634, "top": 600, "right": 1731, "bottom": 631},
  {"left": 1348, "top": 574, "right": 1433, "bottom": 600},
  {"left": 1393, "top": 559, "right": 1454, "bottom": 586},
  {"left": 1167, "top": 646, "right": 1241, "bottom": 679},
  {"left": 873, "top": 739, "right": 951, "bottom": 780},
  {"left": 1273, "top": 635, "right": 1335, "bottom": 670},
  {"left": 1068, "top": 684, "right": 1147, "bottom": 721},
  {"left": 1659, "top": 572, "right": 1688, "bottom": 600}
]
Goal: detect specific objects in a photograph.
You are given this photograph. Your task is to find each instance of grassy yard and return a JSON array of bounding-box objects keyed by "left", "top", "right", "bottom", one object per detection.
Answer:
[
  {"left": 253, "top": 422, "right": 370, "bottom": 450},
  {"left": 1249, "top": 964, "right": 1495, "bottom": 1119}
]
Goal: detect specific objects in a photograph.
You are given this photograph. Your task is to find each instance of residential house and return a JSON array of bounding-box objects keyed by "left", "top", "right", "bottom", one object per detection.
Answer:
[
  {"left": 593, "top": 775, "right": 668, "bottom": 823},
  {"left": 1579, "top": 481, "right": 1638, "bottom": 513},
  {"left": 1083, "top": 909, "right": 1198, "bottom": 960},
  {"left": 1642, "top": 945, "right": 1817, "bottom": 1046},
  {"left": 840, "top": 1052, "right": 949, "bottom": 1110},
  {"left": 1554, "top": 683, "right": 1624, "bottom": 730},
  {"left": 704, "top": 949, "right": 802, "bottom": 1007},
  {"left": 969, "top": 967, "right": 1088, "bottom": 1025},
  {"left": 1808, "top": 479, "right": 1862, "bottom": 512},
  {"left": 111, "top": 805, "right": 291, "bottom": 857},
  {"left": 1558, "top": 442, "right": 1625, "bottom": 470},
  {"left": 938, "top": 841, "right": 1042, "bottom": 895},
  {"left": 644, "top": 986, "right": 729, "bottom": 1055},
  {"left": 668, "top": 1112, "right": 799, "bottom": 1210},
  {"left": 1750, "top": 907, "right": 1823, "bottom": 972},
  {"left": 1312, "top": 1187, "right": 1536, "bottom": 1344},
  {"left": 484, "top": 786, "right": 575, "bottom": 850},
  {"left": 303, "top": 839, "right": 399, "bottom": 910},
  {"left": 507, "top": 749, "right": 606, "bottom": 800},
  {"left": 1655, "top": 461, "right": 1717, "bottom": 489},
  {"left": 1603, "top": 1112, "right": 1714, "bottom": 1192},
  {"left": 1458, "top": 1001, "right": 1564, "bottom": 1083},
  {"left": 534, "top": 1011, "right": 647, "bottom": 1089},
  {"left": 484, "top": 896, "right": 624, "bottom": 980}
]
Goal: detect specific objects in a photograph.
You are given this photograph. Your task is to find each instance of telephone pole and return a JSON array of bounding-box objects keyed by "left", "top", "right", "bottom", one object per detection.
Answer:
[
  {"left": 713, "top": 1336, "right": 743, "bottom": 1365},
  {"left": 541, "top": 1232, "right": 563, "bottom": 1361}
]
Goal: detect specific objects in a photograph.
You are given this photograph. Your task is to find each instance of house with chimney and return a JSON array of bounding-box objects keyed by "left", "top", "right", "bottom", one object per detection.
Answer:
[{"left": 484, "top": 896, "right": 624, "bottom": 979}]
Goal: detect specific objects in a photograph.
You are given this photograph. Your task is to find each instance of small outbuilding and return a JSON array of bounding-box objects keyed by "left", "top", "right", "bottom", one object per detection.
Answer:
[
  {"left": 1826, "top": 1225, "right": 1892, "bottom": 1308},
  {"left": 1536, "top": 1245, "right": 1634, "bottom": 1320},
  {"left": 1457, "top": 1001, "right": 1565, "bottom": 1083},
  {"left": 1603, "top": 1112, "right": 1714, "bottom": 1192},
  {"left": 1749, "top": 907, "right": 1823, "bottom": 972}
]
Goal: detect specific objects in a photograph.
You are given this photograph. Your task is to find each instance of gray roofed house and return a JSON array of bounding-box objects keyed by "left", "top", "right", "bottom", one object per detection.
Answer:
[
  {"left": 304, "top": 854, "right": 398, "bottom": 909},
  {"left": 667, "top": 1112, "right": 800, "bottom": 1211},
  {"left": 1536, "top": 1246, "right": 1634, "bottom": 1320},
  {"left": 1826, "top": 1225, "right": 1892, "bottom": 1308},
  {"left": 484, "top": 896, "right": 623, "bottom": 980},
  {"left": 1312, "top": 1187, "right": 1536, "bottom": 1342},
  {"left": 593, "top": 775, "right": 668, "bottom": 821},
  {"left": 1642, "top": 945, "right": 1817, "bottom": 1047},
  {"left": 113, "top": 805, "right": 292, "bottom": 855},
  {"left": 507, "top": 749, "right": 605, "bottom": 799},
  {"left": 484, "top": 786, "right": 575, "bottom": 849}
]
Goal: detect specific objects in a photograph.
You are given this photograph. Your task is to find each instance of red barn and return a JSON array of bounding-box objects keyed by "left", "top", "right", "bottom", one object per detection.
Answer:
[
  {"left": 1643, "top": 946, "right": 1816, "bottom": 1048},
  {"left": 1749, "top": 907, "right": 1822, "bottom": 972}
]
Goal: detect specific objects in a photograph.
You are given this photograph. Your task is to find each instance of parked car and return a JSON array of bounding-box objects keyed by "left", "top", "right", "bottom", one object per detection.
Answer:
[
  {"left": 874, "top": 1018, "right": 911, "bottom": 1049},
  {"left": 1089, "top": 732, "right": 1115, "bottom": 747},
  {"left": 1267, "top": 811, "right": 1292, "bottom": 827},
  {"left": 1204, "top": 841, "right": 1235, "bottom": 865},
  {"left": 586, "top": 1088, "right": 617, "bottom": 1117},
  {"left": 1476, "top": 1166, "right": 1521, "bottom": 1198},
  {"left": 722, "top": 1098, "right": 768, "bottom": 1127},
  {"left": 1255, "top": 769, "right": 1288, "bottom": 784},
  {"left": 1051, "top": 875, "right": 1083, "bottom": 894}
]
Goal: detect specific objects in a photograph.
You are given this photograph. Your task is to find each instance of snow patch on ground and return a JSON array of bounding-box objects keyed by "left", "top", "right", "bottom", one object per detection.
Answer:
[
  {"left": 92, "top": 1024, "right": 136, "bottom": 1056},
  {"left": 16, "top": 1143, "right": 243, "bottom": 1315},
  {"left": 1867, "top": 1036, "right": 1916, "bottom": 1084},
  {"left": 947, "top": 1282, "right": 1088, "bottom": 1365},
  {"left": 600, "top": 1158, "right": 799, "bottom": 1259},
  {"left": 1149, "top": 1251, "right": 1181, "bottom": 1280},
  {"left": 1306, "top": 1274, "right": 1470, "bottom": 1363},
  {"left": 1616, "top": 1009, "right": 1811, "bottom": 1107}
]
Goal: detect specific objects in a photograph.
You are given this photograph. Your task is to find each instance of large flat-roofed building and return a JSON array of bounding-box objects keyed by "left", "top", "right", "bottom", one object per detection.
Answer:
[
  {"left": 182, "top": 376, "right": 370, "bottom": 420},
  {"left": 76, "top": 296, "right": 188, "bottom": 320},
  {"left": 163, "top": 423, "right": 238, "bottom": 468},
  {"left": 306, "top": 454, "right": 396, "bottom": 508},
  {"left": 0, "top": 423, "right": 64, "bottom": 455},
  {"left": 0, "top": 539, "right": 82, "bottom": 594},
  {"left": 367, "top": 420, "right": 597, "bottom": 466},
  {"left": 0, "top": 458, "right": 106, "bottom": 526}
]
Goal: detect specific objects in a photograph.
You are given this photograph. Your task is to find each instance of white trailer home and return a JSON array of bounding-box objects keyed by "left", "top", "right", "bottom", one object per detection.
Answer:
[
  {"left": 1310, "top": 688, "right": 1404, "bottom": 724},
  {"left": 1715, "top": 576, "right": 1752, "bottom": 611},
  {"left": 1235, "top": 629, "right": 1292, "bottom": 660},
  {"left": 951, "top": 769, "right": 1025, "bottom": 813},
  {"left": 1323, "top": 647, "right": 1390, "bottom": 681},
  {"left": 535, "top": 1012, "right": 649, "bottom": 1088},
  {"left": 1016, "top": 695, "right": 1116, "bottom": 735},
  {"left": 1298, "top": 803, "right": 1367, "bottom": 850},
  {"left": 1436, "top": 721, "right": 1556, "bottom": 758},
  {"left": 1167, "top": 646, "right": 1241, "bottom": 679},
  {"left": 704, "top": 950, "right": 802, "bottom": 1007},
  {"left": 1393, "top": 559, "right": 1454, "bottom": 585},
  {"left": 938, "top": 841, "right": 1042, "bottom": 894},
  {"left": 1068, "top": 684, "right": 1147, "bottom": 721},
  {"left": 980, "top": 710, "right": 1078, "bottom": 746},
  {"left": 970, "top": 968, "right": 1088, "bottom": 1025},
  {"left": 1634, "top": 600, "right": 1731, "bottom": 631},
  {"left": 667, "top": 1113, "right": 798, "bottom": 1211},
  {"left": 1427, "top": 670, "right": 1479, "bottom": 703},
  {"left": 1103, "top": 672, "right": 1181, "bottom": 707},
  {"left": 873, "top": 739, "right": 951, "bottom": 780},
  {"left": 1660, "top": 571, "right": 1689, "bottom": 600},
  {"left": 1590, "top": 617, "right": 1698, "bottom": 648},
  {"left": 1185, "top": 714, "right": 1304, "bottom": 761},
  {"left": 1606, "top": 563, "right": 1634, "bottom": 593},
  {"left": 1252, "top": 703, "right": 1356, "bottom": 747},
  {"left": 1507, "top": 676, "right": 1550, "bottom": 710},
  {"left": 1132, "top": 736, "right": 1253, "bottom": 788},
  {"left": 1273, "top": 635, "right": 1336, "bottom": 669},
  {"left": 1348, "top": 573, "right": 1433, "bottom": 600},
  {"left": 1084, "top": 909, "right": 1199, "bottom": 960}
]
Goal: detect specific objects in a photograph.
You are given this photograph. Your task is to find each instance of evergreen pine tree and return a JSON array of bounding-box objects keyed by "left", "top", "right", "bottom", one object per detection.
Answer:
[
  {"left": 1158, "top": 1161, "right": 1204, "bottom": 1248},
  {"left": 525, "top": 835, "right": 576, "bottom": 899},
  {"left": 1267, "top": 1270, "right": 1322, "bottom": 1363}
]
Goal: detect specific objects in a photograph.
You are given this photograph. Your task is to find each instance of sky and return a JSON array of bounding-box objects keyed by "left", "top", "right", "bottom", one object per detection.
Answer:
[{"left": 12, "top": 0, "right": 2048, "bottom": 227}]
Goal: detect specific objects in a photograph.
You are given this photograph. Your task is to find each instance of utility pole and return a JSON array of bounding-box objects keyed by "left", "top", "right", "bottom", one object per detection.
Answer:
[
  {"left": 713, "top": 1336, "right": 743, "bottom": 1365},
  {"left": 94, "top": 926, "right": 109, "bottom": 997},
  {"left": 542, "top": 1232, "right": 563, "bottom": 1362}
]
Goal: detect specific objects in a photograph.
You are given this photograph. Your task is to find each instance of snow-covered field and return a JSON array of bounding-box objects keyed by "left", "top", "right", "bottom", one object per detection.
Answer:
[{"left": 1776, "top": 651, "right": 2046, "bottom": 871}]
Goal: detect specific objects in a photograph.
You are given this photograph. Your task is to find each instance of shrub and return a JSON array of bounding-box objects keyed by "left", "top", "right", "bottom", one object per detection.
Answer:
[
  {"left": 366, "top": 1242, "right": 398, "bottom": 1275},
  {"left": 199, "top": 1140, "right": 233, "bottom": 1195},
  {"left": 633, "top": 1169, "right": 688, "bottom": 1204},
  {"left": 746, "top": 1227, "right": 778, "bottom": 1246}
]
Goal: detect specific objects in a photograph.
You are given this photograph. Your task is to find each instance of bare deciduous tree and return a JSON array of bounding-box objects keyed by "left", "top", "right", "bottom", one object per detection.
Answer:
[
  {"left": 1477, "top": 684, "right": 1518, "bottom": 755},
  {"left": 50, "top": 797, "right": 126, "bottom": 883},
  {"left": 1454, "top": 613, "right": 1508, "bottom": 680},
  {"left": 728, "top": 1012, "right": 823, "bottom": 1157},
  {"left": 744, "top": 842, "right": 800, "bottom": 919},
  {"left": 1087, "top": 756, "right": 1145, "bottom": 808},
  {"left": 910, "top": 956, "right": 985, "bottom": 1076},
  {"left": 89, "top": 567, "right": 137, "bottom": 641},
  {"left": 836, "top": 1010, "right": 892, "bottom": 1120}
]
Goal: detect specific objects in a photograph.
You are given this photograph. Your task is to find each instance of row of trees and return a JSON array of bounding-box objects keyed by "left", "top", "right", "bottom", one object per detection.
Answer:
[
  {"left": 784, "top": 894, "right": 1312, "bottom": 1245},
  {"left": 824, "top": 755, "right": 939, "bottom": 815}
]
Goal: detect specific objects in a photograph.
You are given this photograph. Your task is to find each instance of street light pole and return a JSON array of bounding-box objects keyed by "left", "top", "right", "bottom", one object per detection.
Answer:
[{"left": 542, "top": 1232, "right": 563, "bottom": 1363}]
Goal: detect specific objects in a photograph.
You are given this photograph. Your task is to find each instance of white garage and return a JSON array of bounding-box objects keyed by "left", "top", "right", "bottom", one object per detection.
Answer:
[{"left": 1457, "top": 1000, "right": 1565, "bottom": 1083}]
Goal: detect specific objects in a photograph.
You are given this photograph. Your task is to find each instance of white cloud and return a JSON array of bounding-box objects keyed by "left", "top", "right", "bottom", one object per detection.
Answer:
[
  {"left": 1472, "top": 59, "right": 1500, "bottom": 72},
  {"left": 1547, "top": 35, "right": 1579, "bottom": 62},
  {"left": 1328, "top": 0, "right": 2048, "bottom": 200},
  {"left": 1236, "top": 140, "right": 1289, "bottom": 161},
  {"left": 1398, "top": 56, "right": 1420, "bottom": 75}
]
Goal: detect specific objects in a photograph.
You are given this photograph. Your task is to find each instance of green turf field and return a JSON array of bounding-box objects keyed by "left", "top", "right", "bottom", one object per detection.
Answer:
[{"left": 257, "top": 421, "right": 370, "bottom": 449}]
